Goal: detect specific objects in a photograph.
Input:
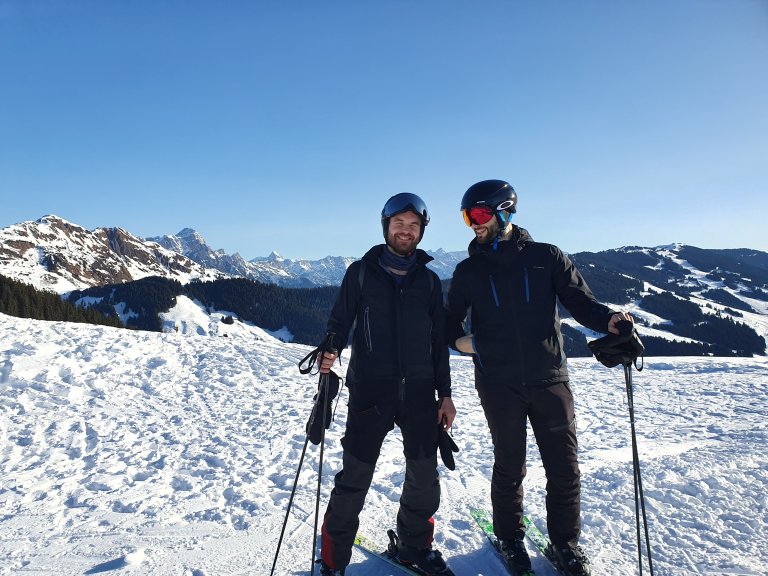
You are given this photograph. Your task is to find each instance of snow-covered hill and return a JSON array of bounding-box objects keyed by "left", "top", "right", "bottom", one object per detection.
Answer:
[{"left": 1, "top": 313, "right": 765, "bottom": 575}]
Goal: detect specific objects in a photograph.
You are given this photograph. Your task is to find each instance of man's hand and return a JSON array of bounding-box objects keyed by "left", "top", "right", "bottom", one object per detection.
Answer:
[
  {"left": 319, "top": 351, "right": 337, "bottom": 373},
  {"left": 437, "top": 397, "right": 456, "bottom": 429},
  {"left": 608, "top": 312, "right": 634, "bottom": 334}
]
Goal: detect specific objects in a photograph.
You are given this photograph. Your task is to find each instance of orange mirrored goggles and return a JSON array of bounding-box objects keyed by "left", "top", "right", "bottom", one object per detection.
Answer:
[{"left": 462, "top": 206, "right": 495, "bottom": 227}]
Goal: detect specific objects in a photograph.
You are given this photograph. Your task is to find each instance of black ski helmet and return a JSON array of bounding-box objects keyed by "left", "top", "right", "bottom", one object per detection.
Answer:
[
  {"left": 461, "top": 179, "right": 517, "bottom": 214},
  {"left": 381, "top": 192, "right": 430, "bottom": 241}
]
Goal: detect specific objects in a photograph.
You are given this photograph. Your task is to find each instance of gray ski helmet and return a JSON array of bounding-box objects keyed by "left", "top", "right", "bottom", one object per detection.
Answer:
[
  {"left": 461, "top": 179, "right": 517, "bottom": 214},
  {"left": 381, "top": 193, "right": 430, "bottom": 240}
]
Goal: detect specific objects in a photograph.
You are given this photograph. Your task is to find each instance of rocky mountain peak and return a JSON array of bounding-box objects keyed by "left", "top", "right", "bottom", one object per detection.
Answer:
[{"left": 0, "top": 217, "right": 223, "bottom": 293}]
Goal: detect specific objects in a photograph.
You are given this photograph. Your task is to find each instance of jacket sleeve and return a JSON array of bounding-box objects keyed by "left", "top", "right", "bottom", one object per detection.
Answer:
[
  {"left": 430, "top": 272, "right": 452, "bottom": 398},
  {"left": 552, "top": 247, "right": 615, "bottom": 333},
  {"left": 445, "top": 266, "right": 471, "bottom": 350},
  {"left": 325, "top": 261, "right": 362, "bottom": 353}
]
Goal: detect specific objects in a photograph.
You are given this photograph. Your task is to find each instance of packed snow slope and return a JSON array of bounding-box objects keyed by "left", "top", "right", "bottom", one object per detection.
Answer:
[{"left": 0, "top": 314, "right": 766, "bottom": 575}]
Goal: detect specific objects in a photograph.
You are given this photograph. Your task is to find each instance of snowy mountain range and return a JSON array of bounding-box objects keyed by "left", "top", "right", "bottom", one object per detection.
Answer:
[
  {"left": 148, "top": 228, "right": 465, "bottom": 287},
  {"left": 147, "top": 228, "right": 359, "bottom": 288},
  {"left": 0, "top": 216, "right": 463, "bottom": 291},
  {"left": 1, "top": 215, "right": 767, "bottom": 355}
]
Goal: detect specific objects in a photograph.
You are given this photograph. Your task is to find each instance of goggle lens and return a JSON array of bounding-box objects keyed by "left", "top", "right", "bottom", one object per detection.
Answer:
[{"left": 462, "top": 206, "right": 495, "bottom": 226}]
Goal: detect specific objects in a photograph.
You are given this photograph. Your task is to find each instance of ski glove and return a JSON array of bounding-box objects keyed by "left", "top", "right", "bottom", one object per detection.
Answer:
[
  {"left": 588, "top": 320, "right": 645, "bottom": 368},
  {"left": 438, "top": 426, "right": 459, "bottom": 470},
  {"left": 306, "top": 370, "right": 340, "bottom": 445}
]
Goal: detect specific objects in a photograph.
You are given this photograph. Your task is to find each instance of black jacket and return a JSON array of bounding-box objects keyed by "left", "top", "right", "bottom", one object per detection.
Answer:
[
  {"left": 327, "top": 244, "right": 451, "bottom": 400},
  {"left": 446, "top": 227, "right": 614, "bottom": 386}
]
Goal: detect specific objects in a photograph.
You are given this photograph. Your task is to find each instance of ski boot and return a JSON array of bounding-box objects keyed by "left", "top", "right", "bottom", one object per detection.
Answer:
[
  {"left": 386, "top": 529, "right": 454, "bottom": 575},
  {"left": 497, "top": 537, "right": 534, "bottom": 576},
  {"left": 547, "top": 542, "right": 591, "bottom": 576},
  {"left": 317, "top": 559, "right": 345, "bottom": 576}
]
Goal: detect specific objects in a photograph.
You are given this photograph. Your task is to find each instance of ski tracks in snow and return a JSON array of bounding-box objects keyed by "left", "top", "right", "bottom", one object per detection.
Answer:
[{"left": 1, "top": 315, "right": 767, "bottom": 575}]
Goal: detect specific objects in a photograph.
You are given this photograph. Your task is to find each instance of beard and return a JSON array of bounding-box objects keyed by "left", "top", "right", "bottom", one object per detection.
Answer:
[
  {"left": 474, "top": 218, "right": 500, "bottom": 244},
  {"left": 387, "top": 233, "right": 419, "bottom": 256}
]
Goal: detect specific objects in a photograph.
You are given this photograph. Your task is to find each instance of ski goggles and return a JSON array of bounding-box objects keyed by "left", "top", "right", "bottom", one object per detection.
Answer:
[
  {"left": 382, "top": 193, "right": 430, "bottom": 224},
  {"left": 462, "top": 206, "right": 495, "bottom": 227}
]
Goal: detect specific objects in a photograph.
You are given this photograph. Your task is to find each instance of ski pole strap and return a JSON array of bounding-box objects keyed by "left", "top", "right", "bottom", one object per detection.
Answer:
[{"left": 298, "top": 332, "right": 337, "bottom": 374}]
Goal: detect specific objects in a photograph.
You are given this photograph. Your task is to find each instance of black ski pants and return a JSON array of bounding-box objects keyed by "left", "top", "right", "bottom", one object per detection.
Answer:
[
  {"left": 320, "top": 386, "right": 440, "bottom": 570},
  {"left": 476, "top": 378, "right": 581, "bottom": 548}
]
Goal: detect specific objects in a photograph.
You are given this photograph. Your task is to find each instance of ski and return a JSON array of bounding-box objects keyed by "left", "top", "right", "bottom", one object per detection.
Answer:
[
  {"left": 353, "top": 531, "right": 455, "bottom": 576},
  {"left": 470, "top": 508, "right": 536, "bottom": 576}
]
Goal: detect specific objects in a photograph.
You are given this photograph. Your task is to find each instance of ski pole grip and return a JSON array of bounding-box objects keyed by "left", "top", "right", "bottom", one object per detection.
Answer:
[
  {"left": 615, "top": 319, "right": 634, "bottom": 339},
  {"left": 322, "top": 332, "right": 337, "bottom": 355}
]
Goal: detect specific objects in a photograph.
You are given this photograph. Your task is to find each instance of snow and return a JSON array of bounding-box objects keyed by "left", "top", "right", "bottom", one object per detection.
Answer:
[
  {"left": 158, "top": 295, "right": 287, "bottom": 343},
  {"left": 1, "top": 313, "right": 766, "bottom": 575}
]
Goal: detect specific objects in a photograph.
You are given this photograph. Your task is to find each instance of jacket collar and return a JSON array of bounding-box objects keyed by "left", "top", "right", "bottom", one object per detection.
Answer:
[
  {"left": 362, "top": 244, "right": 434, "bottom": 267},
  {"left": 468, "top": 226, "right": 533, "bottom": 262}
]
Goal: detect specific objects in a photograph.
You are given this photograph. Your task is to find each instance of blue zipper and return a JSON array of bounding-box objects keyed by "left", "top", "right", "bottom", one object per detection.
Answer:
[{"left": 489, "top": 275, "right": 500, "bottom": 307}]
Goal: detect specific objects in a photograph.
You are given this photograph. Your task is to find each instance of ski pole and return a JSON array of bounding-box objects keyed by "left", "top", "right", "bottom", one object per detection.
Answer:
[
  {"left": 309, "top": 335, "right": 337, "bottom": 575},
  {"left": 624, "top": 361, "right": 654, "bottom": 576},
  {"left": 310, "top": 370, "right": 330, "bottom": 575},
  {"left": 270, "top": 333, "right": 336, "bottom": 576},
  {"left": 270, "top": 434, "right": 311, "bottom": 576}
]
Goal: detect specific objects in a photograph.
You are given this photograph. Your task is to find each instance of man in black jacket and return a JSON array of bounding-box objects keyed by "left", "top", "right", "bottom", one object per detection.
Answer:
[
  {"left": 317, "top": 193, "right": 456, "bottom": 576},
  {"left": 446, "top": 180, "right": 632, "bottom": 576}
]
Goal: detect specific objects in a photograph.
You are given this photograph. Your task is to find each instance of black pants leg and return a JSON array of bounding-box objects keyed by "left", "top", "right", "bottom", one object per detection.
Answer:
[
  {"left": 529, "top": 383, "right": 580, "bottom": 547},
  {"left": 321, "top": 387, "right": 441, "bottom": 568},
  {"left": 321, "top": 451, "right": 379, "bottom": 569},
  {"left": 476, "top": 380, "right": 530, "bottom": 540},
  {"left": 397, "top": 453, "right": 440, "bottom": 548},
  {"left": 321, "top": 400, "right": 393, "bottom": 569},
  {"left": 477, "top": 380, "right": 581, "bottom": 545},
  {"left": 397, "top": 392, "right": 441, "bottom": 549}
]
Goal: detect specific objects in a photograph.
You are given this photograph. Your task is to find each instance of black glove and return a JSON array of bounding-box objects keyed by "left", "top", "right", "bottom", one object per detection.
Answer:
[
  {"left": 588, "top": 320, "right": 645, "bottom": 368},
  {"left": 306, "top": 370, "right": 340, "bottom": 445},
  {"left": 438, "top": 426, "right": 459, "bottom": 470}
]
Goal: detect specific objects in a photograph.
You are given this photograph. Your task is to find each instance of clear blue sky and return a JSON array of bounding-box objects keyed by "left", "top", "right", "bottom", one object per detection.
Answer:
[{"left": 2, "top": 1, "right": 767, "bottom": 260}]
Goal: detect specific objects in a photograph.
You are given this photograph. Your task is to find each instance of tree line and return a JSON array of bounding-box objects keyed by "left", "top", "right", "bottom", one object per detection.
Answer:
[
  {"left": 67, "top": 276, "right": 338, "bottom": 345},
  {"left": 0, "top": 274, "right": 122, "bottom": 328},
  {"left": 3, "top": 271, "right": 765, "bottom": 358}
]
